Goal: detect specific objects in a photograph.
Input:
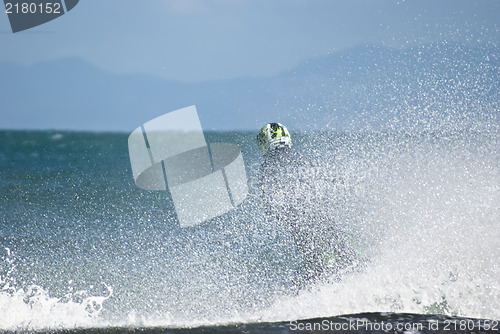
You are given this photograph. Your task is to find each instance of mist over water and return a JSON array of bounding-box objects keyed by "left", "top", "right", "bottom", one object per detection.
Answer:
[
  {"left": 0, "top": 126, "right": 498, "bottom": 331},
  {"left": 263, "top": 129, "right": 499, "bottom": 322},
  {"left": 1, "top": 43, "right": 499, "bottom": 331}
]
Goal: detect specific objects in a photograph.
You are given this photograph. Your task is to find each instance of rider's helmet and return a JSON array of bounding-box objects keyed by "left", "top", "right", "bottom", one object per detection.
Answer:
[{"left": 256, "top": 122, "right": 292, "bottom": 156}]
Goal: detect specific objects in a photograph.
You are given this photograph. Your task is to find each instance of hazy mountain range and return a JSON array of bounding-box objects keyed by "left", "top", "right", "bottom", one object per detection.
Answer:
[{"left": 1, "top": 43, "right": 498, "bottom": 132}]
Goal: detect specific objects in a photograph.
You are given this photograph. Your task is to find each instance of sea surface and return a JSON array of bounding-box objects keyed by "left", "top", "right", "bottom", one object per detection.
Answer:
[{"left": 0, "top": 128, "right": 499, "bottom": 333}]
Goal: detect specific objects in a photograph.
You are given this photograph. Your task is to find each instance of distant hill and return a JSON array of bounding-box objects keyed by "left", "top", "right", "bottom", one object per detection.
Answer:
[{"left": 0, "top": 43, "right": 498, "bottom": 132}]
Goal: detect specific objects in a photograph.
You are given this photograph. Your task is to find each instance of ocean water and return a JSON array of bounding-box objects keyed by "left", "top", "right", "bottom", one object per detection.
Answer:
[{"left": 0, "top": 128, "right": 499, "bottom": 333}]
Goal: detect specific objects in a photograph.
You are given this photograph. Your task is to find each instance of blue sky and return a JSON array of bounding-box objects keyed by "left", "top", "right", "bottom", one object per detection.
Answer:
[{"left": 1, "top": 0, "right": 498, "bottom": 82}]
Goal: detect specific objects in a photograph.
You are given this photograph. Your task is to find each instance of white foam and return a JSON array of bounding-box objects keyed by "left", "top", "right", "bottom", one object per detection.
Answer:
[{"left": 0, "top": 275, "right": 112, "bottom": 331}]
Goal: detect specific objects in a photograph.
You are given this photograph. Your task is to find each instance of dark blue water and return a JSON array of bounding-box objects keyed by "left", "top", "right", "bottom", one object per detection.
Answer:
[{"left": 0, "top": 129, "right": 498, "bottom": 332}]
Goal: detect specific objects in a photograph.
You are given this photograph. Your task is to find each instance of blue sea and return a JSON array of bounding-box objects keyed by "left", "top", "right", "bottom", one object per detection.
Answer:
[{"left": 0, "top": 128, "right": 499, "bottom": 333}]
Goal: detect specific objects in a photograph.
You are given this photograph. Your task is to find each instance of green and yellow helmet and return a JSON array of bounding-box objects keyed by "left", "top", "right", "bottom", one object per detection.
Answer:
[{"left": 257, "top": 122, "right": 292, "bottom": 155}]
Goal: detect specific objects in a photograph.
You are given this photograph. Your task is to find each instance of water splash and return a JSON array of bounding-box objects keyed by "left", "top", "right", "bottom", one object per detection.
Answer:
[
  {"left": 0, "top": 128, "right": 498, "bottom": 331},
  {"left": 257, "top": 129, "right": 500, "bottom": 323},
  {"left": 0, "top": 42, "right": 498, "bottom": 330},
  {"left": 0, "top": 248, "right": 112, "bottom": 331}
]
